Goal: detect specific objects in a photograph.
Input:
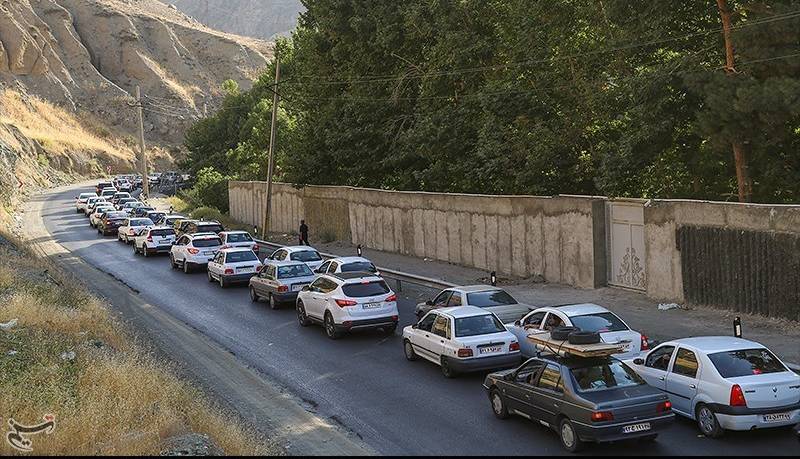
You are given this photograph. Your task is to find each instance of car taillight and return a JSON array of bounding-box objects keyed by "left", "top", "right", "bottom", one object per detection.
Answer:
[
  {"left": 277, "top": 285, "right": 288, "bottom": 293},
  {"left": 457, "top": 348, "right": 473, "bottom": 358},
  {"left": 187, "top": 248, "right": 200, "bottom": 255},
  {"left": 147, "top": 236, "right": 153, "bottom": 242},
  {"left": 385, "top": 294, "right": 397, "bottom": 302},
  {"left": 509, "top": 342, "right": 520, "bottom": 352},
  {"left": 255, "top": 265, "right": 263, "bottom": 272},
  {"left": 128, "top": 229, "right": 135, "bottom": 235},
  {"left": 253, "top": 244, "right": 259, "bottom": 251},
  {"left": 641, "top": 334, "right": 650, "bottom": 351},
  {"left": 224, "top": 268, "right": 234, "bottom": 275},
  {"left": 335, "top": 299, "right": 357, "bottom": 307},
  {"left": 730, "top": 384, "right": 747, "bottom": 407},
  {"left": 591, "top": 411, "right": 614, "bottom": 422},
  {"left": 657, "top": 401, "right": 672, "bottom": 412}
]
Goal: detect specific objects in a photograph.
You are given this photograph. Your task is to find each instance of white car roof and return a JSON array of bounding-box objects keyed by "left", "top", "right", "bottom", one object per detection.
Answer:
[
  {"left": 221, "top": 230, "right": 250, "bottom": 235},
  {"left": 220, "top": 247, "right": 254, "bottom": 253},
  {"left": 436, "top": 306, "right": 497, "bottom": 319},
  {"left": 330, "top": 256, "right": 372, "bottom": 264},
  {"left": 190, "top": 232, "right": 219, "bottom": 238},
  {"left": 539, "top": 303, "right": 610, "bottom": 317},
  {"left": 284, "top": 246, "right": 319, "bottom": 253},
  {"left": 449, "top": 285, "right": 503, "bottom": 294},
  {"left": 664, "top": 337, "right": 767, "bottom": 354}
]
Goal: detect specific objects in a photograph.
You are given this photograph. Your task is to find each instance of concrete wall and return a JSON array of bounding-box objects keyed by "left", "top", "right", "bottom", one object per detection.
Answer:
[
  {"left": 644, "top": 199, "right": 800, "bottom": 302},
  {"left": 229, "top": 181, "right": 606, "bottom": 289}
]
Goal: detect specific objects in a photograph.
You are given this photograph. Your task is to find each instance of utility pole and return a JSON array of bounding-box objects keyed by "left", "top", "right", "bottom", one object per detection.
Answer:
[
  {"left": 261, "top": 55, "right": 280, "bottom": 239},
  {"left": 716, "top": 0, "right": 752, "bottom": 202},
  {"left": 135, "top": 85, "right": 150, "bottom": 200}
]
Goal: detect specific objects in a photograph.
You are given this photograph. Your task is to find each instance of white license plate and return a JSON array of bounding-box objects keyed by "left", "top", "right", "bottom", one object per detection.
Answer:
[
  {"left": 363, "top": 302, "right": 381, "bottom": 309},
  {"left": 479, "top": 346, "right": 502, "bottom": 355},
  {"left": 292, "top": 284, "right": 307, "bottom": 292},
  {"left": 203, "top": 251, "right": 215, "bottom": 256},
  {"left": 623, "top": 423, "right": 651, "bottom": 434},
  {"left": 763, "top": 413, "right": 791, "bottom": 423},
  {"left": 236, "top": 267, "right": 253, "bottom": 273}
]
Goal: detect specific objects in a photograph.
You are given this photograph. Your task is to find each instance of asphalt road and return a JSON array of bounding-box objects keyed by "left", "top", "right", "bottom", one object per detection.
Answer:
[{"left": 41, "top": 186, "right": 798, "bottom": 456}]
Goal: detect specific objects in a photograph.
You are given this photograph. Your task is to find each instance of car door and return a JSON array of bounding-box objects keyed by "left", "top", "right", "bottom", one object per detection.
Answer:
[
  {"left": 542, "top": 312, "right": 566, "bottom": 332},
  {"left": 306, "top": 278, "right": 331, "bottom": 319},
  {"left": 530, "top": 363, "right": 566, "bottom": 427},
  {"left": 665, "top": 347, "right": 700, "bottom": 416},
  {"left": 173, "top": 236, "right": 189, "bottom": 261},
  {"left": 639, "top": 345, "right": 676, "bottom": 391},
  {"left": 503, "top": 359, "right": 545, "bottom": 416},
  {"left": 208, "top": 252, "right": 224, "bottom": 277},
  {"left": 446, "top": 291, "right": 463, "bottom": 307},
  {"left": 255, "top": 265, "right": 276, "bottom": 296},
  {"left": 316, "top": 261, "right": 331, "bottom": 275},
  {"left": 427, "top": 315, "right": 451, "bottom": 363},
  {"left": 509, "top": 311, "right": 547, "bottom": 357},
  {"left": 327, "top": 261, "right": 339, "bottom": 274},
  {"left": 410, "top": 313, "right": 442, "bottom": 364}
]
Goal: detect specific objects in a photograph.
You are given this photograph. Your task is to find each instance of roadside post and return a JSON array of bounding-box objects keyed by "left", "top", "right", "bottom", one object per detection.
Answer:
[
  {"left": 357, "top": 244, "right": 363, "bottom": 257},
  {"left": 734, "top": 316, "right": 743, "bottom": 338},
  {"left": 490, "top": 271, "right": 497, "bottom": 287}
]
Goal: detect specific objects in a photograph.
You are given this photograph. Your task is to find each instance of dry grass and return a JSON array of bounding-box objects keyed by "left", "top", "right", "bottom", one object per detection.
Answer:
[
  {"left": 0, "top": 90, "right": 133, "bottom": 160},
  {"left": 0, "top": 243, "right": 273, "bottom": 455}
]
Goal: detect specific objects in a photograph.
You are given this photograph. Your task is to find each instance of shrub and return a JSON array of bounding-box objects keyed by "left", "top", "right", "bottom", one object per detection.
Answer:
[
  {"left": 191, "top": 206, "right": 223, "bottom": 222},
  {"left": 191, "top": 167, "right": 229, "bottom": 213}
]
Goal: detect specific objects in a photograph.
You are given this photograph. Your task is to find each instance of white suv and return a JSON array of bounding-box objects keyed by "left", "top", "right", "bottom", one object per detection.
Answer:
[
  {"left": 133, "top": 226, "right": 177, "bottom": 257},
  {"left": 170, "top": 233, "right": 223, "bottom": 273},
  {"left": 296, "top": 272, "right": 399, "bottom": 339},
  {"left": 207, "top": 248, "right": 263, "bottom": 288},
  {"left": 403, "top": 306, "right": 522, "bottom": 378}
]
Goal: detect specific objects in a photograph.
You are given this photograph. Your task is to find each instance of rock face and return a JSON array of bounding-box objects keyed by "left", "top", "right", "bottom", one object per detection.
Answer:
[
  {"left": 0, "top": 0, "right": 272, "bottom": 144},
  {"left": 170, "top": 0, "right": 304, "bottom": 40}
]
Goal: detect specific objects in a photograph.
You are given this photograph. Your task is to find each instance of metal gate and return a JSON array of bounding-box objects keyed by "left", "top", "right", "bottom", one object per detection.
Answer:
[{"left": 607, "top": 201, "right": 647, "bottom": 291}]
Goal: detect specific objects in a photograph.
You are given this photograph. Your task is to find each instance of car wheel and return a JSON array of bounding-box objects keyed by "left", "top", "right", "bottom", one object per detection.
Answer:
[
  {"left": 440, "top": 357, "right": 456, "bottom": 379},
  {"left": 142, "top": 246, "right": 149, "bottom": 258},
  {"left": 219, "top": 275, "right": 226, "bottom": 289},
  {"left": 559, "top": 418, "right": 584, "bottom": 453},
  {"left": 296, "top": 301, "right": 310, "bottom": 327},
  {"left": 183, "top": 260, "right": 191, "bottom": 274},
  {"left": 249, "top": 287, "right": 259, "bottom": 303},
  {"left": 324, "top": 312, "right": 341, "bottom": 340},
  {"left": 696, "top": 404, "right": 724, "bottom": 438},
  {"left": 170, "top": 254, "right": 178, "bottom": 270},
  {"left": 133, "top": 244, "right": 139, "bottom": 255},
  {"left": 268, "top": 293, "right": 278, "bottom": 310},
  {"left": 490, "top": 389, "right": 510, "bottom": 420},
  {"left": 207, "top": 270, "right": 214, "bottom": 282},
  {"left": 403, "top": 340, "right": 418, "bottom": 361}
]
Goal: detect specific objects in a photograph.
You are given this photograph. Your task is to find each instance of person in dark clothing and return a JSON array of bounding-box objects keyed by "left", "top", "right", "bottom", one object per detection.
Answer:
[{"left": 299, "top": 220, "right": 309, "bottom": 246}]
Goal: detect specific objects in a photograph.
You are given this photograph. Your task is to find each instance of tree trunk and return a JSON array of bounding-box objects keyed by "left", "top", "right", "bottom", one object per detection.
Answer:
[{"left": 716, "top": 0, "right": 753, "bottom": 202}]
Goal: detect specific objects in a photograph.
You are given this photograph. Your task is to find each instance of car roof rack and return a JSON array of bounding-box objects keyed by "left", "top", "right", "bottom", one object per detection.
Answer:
[{"left": 527, "top": 330, "right": 625, "bottom": 358}]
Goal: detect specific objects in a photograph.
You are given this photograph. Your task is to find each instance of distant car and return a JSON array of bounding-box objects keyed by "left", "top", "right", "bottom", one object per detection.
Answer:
[
  {"left": 99, "top": 188, "right": 118, "bottom": 200},
  {"left": 120, "top": 201, "right": 145, "bottom": 215},
  {"left": 416, "top": 285, "right": 532, "bottom": 324},
  {"left": 131, "top": 206, "right": 156, "bottom": 218},
  {"left": 267, "top": 246, "right": 324, "bottom": 271},
  {"left": 110, "top": 192, "right": 132, "bottom": 206},
  {"left": 145, "top": 211, "right": 166, "bottom": 224},
  {"left": 508, "top": 304, "right": 648, "bottom": 360},
  {"left": 403, "top": 306, "right": 522, "bottom": 378},
  {"left": 626, "top": 337, "right": 800, "bottom": 437},
  {"left": 117, "top": 181, "right": 132, "bottom": 192},
  {"left": 315, "top": 257, "right": 379, "bottom": 276},
  {"left": 206, "top": 248, "right": 263, "bottom": 288},
  {"left": 96, "top": 181, "right": 114, "bottom": 195},
  {"left": 117, "top": 217, "right": 154, "bottom": 244},
  {"left": 148, "top": 173, "right": 161, "bottom": 185},
  {"left": 133, "top": 226, "right": 177, "bottom": 257},
  {"left": 296, "top": 272, "right": 399, "bottom": 339},
  {"left": 75, "top": 193, "right": 96, "bottom": 213},
  {"left": 90, "top": 205, "right": 115, "bottom": 228},
  {"left": 174, "top": 219, "right": 199, "bottom": 237},
  {"left": 97, "top": 211, "right": 129, "bottom": 236},
  {"left": 169, "top": 233, "right": 223, "bottom": 273},
  {"left": 156, "top": 214, "right": 186, "bottom": 228},
  {"left": 84, "top": 196, "right": 108, "bottom": 216},
  {"left": 219, "top": 231, "right": 259, "bottom": 252},
  {"left": 484, "top": 355, "right": 675, "bottom": 452},
  {"left": 184, "top": 220, "right": 225, "bottom": 235},
  {"left": 249, "top": 260, "right": 316, "bottom": 309}
]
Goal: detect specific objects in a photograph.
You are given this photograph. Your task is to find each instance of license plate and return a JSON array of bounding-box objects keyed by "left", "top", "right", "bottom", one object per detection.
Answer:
[
  {"left": 292, "top": 284, "right": 307, "bottom": 292},
  {"left": 479, "top": 346, "right": 502, "bottom": 355},
  {"left": 236, "top": 267, "right": 253, "bottom": 273},
  {"left": 763, "top": 413, "right": 791, "bottom": 423},
  {"left": 363, "top": 302, "right": 381, "bottom": 309},
  {"left": 623, "top": 423, "right": 651, "bottom": 434},
  {"left": 203, "top": 251, "right": 215, "bottom": 256}
]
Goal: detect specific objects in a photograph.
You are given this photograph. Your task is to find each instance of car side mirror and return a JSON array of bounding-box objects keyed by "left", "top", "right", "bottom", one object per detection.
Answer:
[
  {"left": 412, "top": 324, "right": 418, "bottom": 329},
  {"left": 633, "top": 358, "right": 644, "bottom": 365},
  {"left": 425, "top": 300, "right": 434, "bottom": 306},
  {"left": 302, "top": 285, "right": 310, "bottom": 292}
]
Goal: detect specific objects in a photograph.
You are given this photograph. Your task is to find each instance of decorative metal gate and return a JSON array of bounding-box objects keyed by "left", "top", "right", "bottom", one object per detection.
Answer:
[{"left": 607, "top": 201, "right": 647, "bottom": 291}]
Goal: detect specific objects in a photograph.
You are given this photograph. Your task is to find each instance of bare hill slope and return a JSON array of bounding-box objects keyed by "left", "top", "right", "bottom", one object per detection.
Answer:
[{"left": 170, "top": 0, "right": 304, "bottom": 40}]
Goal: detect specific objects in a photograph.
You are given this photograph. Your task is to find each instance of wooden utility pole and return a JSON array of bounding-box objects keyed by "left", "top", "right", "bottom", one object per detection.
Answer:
[
  {"left": 135, "top": 86, "right": 150, "bottom": 200},
  {"left": 716, "top": 0, "right": 752, "bottom": 202},
  {"left": 261, "top": 55, "right": 280, "bottom": 239}
]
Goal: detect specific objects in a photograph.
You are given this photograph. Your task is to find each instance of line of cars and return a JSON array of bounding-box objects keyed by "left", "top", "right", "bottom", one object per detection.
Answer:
[{"left": 74, "top": 183, "right": 800, "bottom": 452}]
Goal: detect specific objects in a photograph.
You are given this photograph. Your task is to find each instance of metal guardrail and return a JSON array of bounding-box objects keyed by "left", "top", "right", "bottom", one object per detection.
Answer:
[{"left": 253, "top": 239, "right": 457, "bottom": 292}]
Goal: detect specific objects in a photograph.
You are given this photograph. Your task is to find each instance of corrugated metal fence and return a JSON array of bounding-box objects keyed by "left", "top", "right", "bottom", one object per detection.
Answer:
[{"left": 678, "top": 226, "right": 800, "bottom": 321}]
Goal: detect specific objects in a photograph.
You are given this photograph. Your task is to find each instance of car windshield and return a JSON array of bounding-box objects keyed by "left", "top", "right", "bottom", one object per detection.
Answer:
[
  {"left": 708, "top": 348, "right": 787, "bottom": 378},
  {"left": 131, "top": 219, "right": 154, "bottom": 226},
  {"left": 290, "top": 250, "right": 322, "bottom": 262},
  {"left": 148, "top": 213, "right": 165, "bottom": 220},
  {"left": 454, "top": 314, "right": 506, "bottom": 337},
  {"left": 150, "top": 229, "right": 175, "bottom": 237},
  {"left": 340, "top": 261, "right": 377, "bottom": 273},
  {"left": 193, "top": 238, "right": 222, "bottom": 248},
  {"left": 569, "top": 312, "right": 629, "bottom": 333},
  {"left": 226, "top": 233, "right": 253, "bottom": 243},
  {"left": 277, "top": 264, "right": 314, "bottom": 279},
  {"left": 225, "top": 251, "right": 258, "bottom": 263},
  {"left": 466, "top": 290, "right": 518, "bottom": 307},
  {"left": 571, "top": 360, "right": 644, "bottom": 392},
  {"left": 342, "top": 280, "right": 390, "bottom": 298}
]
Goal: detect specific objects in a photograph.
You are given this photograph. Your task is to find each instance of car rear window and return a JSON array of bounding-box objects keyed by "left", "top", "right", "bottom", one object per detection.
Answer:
[
  {"left": 708, "top": 348, "right": 787, "bottom": 378},
  {"left": 225, "top": 251, "right": 258, "bottom": 263},
  {"left": 226, "top": 233, "right": 253, "bottom": 243},
  {"left": 466, "top": 290, "right": 518, "bottom": 307},
  {"left": 150, "top": 229, "right": 175, "bottom": 237},
  {"left": 340, "top": 261, "right": 377, "bottom": 273},
  {"left": 290, "top": 250, "right": 322, "bottom": 262},
  {"left": 569, "top": 312, "right": 629, "bottom": 333},
  {"left": 277, "top": 264, "right": 314, "bottom": 279},
  {"left": 193, "top": 238, "right": 222, "bottom": 248},
  {"left": 342, "top": 280, "right": 390, "bottom": 298},
  {"left": 131, "top": 219, "right": 154, "bottom": 226},
  {"left": 106, "top": 212, "right": 127, "bottom": 219},
  {"left": 197, "top": 224, "right": 224, "bottom": 233},
  {"left": 571, "top": 361, "right": 644, "bottom": 392},
  {"left": 454, "top": 314, "right": 506, "bottom": 337}
]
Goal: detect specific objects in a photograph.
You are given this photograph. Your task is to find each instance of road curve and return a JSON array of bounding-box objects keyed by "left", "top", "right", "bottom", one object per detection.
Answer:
[{"left": 36, "top": 185, "right": 798, "bottom": 456}]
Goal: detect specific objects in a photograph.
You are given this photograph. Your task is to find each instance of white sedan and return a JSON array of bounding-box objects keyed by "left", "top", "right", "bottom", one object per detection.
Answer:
[
  {"left": 403, "top": 306, "right": 522, "bottom": 378},
  {"left": 267, "top": 246, "right": 324, "bottom": 271},
  {"left": 75, "top": 193, "right": 96, "bottom": 213},
  {"left": 207, "top": 248, "right": 263, "bottom": 288},
  {"left": 117, "top": 217, "right": 154, "bottom": 244}
]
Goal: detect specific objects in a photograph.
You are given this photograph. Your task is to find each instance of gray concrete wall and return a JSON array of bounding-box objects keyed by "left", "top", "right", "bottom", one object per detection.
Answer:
[
  {"left": 229, "top": 181, "right": 606, "bottom": 289},
  {"left": 644, "top": 199, "right": 800, "bottom": 302}
]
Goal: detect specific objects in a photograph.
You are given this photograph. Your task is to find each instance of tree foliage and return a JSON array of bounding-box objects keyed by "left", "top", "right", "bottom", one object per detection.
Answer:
[{"left": 184, "top": 0, "right": 800, "bottom": 203}]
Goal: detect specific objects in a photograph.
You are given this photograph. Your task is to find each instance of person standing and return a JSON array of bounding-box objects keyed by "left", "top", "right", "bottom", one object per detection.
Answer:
[{"left": 299, "top": 220, "right": 309, "bottom": 246}]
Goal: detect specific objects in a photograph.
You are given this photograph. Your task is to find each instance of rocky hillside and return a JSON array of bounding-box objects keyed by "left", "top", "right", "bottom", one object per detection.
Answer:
[
  {"left": 0, "top": 0, "right": 272, "bottom": 144},
  {"left": 170, "top": 0, "right": 304, "bottom": 40}
]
